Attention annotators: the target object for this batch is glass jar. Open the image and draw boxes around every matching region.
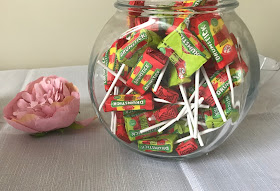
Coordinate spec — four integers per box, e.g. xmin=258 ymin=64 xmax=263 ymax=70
xmin=88 ymin=0 xmax=260 ymax=159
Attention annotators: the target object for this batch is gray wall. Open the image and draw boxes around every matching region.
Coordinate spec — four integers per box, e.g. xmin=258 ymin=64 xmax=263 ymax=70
xmin=0 ymin=0 xmax=279 ymax=70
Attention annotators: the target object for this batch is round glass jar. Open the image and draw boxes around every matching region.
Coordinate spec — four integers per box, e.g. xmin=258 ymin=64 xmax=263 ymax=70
xmin=88 ymin=0 xmax=260 ymax=159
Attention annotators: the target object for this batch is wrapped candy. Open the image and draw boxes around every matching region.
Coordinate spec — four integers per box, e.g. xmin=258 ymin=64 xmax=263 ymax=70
xmin=124 ymin=111 xmax=162 ymax=141
xmin=117 ymin=29 xmax=162 ymax=67
xmin=152 ymin=85 xmax=180 ymax=103
xmin=127 ymin=1 xmax=147 ymax=28
xmin=96 ymin=3 xmax=252 ymax=156
xmin=102 ymin=38 xmax=129 ymax=91
xmin=199 ymin=59 xmax=248 ymax=106
xmin=173 ymin=0 xmax=206 ymax=7
xmin=138 ymin=134 xmax=178 ymax=153
xmin=128 ymin=1 xmax=145 ymax=16
xmin=116 ymin=112 xmax=132 ymax=143
xmin=148 ymin=104 xmax=182 ymax=122
xmin=176 ymin=138 xmax=198 ymax=156
xmin=190 ymin=13 xmax=238 ymax=70
xmin=126 ymin=47 xmax=169 ymax=95
xmin=103 ymin=93 xmax=154 ymax=112
xmin=166 ymin=64 xmax=192 ymax=87
xmin=165 ymin=17 xmax=185 ymax=35
xmin=158 ymin=20 xmax=211 ymax=80
xmin=167 ymin=120 xmax=190 ymax=135
xmin=204 ymin=94 xmax=239 ymax=129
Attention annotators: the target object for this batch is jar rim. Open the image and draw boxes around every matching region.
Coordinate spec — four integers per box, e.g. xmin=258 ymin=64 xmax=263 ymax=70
xmin=115 ymin=0 xmax=239 ymax=14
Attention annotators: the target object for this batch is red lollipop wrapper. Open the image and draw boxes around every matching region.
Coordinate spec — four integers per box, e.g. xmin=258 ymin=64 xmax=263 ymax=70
xmin=128 ymin=1 xmax=145 ymax=16
xmin=190 ymin=13 xmax=238 ymax=70
xmin=198 ymin=58 xmax=248 ymax=106
xmin=127 ymin=47 xmax=168 ymax=95
xmin=103 ymin=37 xmax=129 ymax=91
xmin=116 ymin=124 xmax=132 ymax=144
xmin=152 ymin=85 xmax=180 ymax=103
xmin=150 ymin=104 xmax=182 ymax=122
xmin=103 ymin=93 xmax=154 ymax=112
xmin=176 ymin=138 xmax=198 ymax=156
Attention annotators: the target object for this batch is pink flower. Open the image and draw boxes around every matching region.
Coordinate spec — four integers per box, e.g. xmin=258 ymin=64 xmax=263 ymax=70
xmin=3 ymin=76 xmax=80 ymax=133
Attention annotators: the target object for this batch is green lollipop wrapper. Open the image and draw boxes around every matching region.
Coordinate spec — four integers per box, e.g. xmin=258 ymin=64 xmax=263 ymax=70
xmin=117 ymin=29 xmax=162 ymax=67
xmin=138 ymin=134 xmax=178 ymax=153
xmin=158 ymin=20 xmax=211 ymax=81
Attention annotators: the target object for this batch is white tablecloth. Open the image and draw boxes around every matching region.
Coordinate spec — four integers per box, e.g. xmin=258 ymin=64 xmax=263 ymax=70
xmin=0 ymin=63 xmax=280 ymax=191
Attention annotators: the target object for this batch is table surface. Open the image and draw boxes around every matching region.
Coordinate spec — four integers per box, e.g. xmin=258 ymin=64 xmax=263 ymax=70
xmin=1 ymin=64 xmax=280 ymax=191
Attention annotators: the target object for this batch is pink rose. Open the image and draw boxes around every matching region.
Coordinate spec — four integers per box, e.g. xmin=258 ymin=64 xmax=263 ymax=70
xmin=3 ymin=76 xmax=80 ymax=133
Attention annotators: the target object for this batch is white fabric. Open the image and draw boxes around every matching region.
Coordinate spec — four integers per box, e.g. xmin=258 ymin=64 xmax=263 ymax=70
xmin=0 ymin=64 xmax=280 ymax=191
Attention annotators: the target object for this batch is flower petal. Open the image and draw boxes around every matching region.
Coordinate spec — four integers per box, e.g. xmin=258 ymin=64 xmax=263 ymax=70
xmin=17 ymin=99 xmax=29 ymax=109
xmin=21 ymin=92 xmax=33 ymax=103
xmin=62 ymin=83 xmax=70 ymax=97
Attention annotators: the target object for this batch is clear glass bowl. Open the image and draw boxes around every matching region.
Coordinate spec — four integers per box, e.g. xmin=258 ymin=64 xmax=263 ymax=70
xmin=88 ymin=0 xmax=260 ymax=159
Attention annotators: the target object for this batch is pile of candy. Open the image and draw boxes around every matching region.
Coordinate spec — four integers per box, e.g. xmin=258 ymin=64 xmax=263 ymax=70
xmin=97 ymin=1 xmax=248 ymax=156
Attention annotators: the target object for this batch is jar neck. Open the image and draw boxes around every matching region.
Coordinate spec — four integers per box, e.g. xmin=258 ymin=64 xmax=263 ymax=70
xmin=115 ymin=0 xmax=239 ymax=15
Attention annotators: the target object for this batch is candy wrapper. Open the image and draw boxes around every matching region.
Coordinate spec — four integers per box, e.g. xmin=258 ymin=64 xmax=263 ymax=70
xmin=190 ymin=13 xmax=238 ymax=70
xmin=199 ymin=59 xmax=248 ymax=106
xmin=166 ymin=64 xmax=192 ymax=87
xmin=138 ymin=134 xmax=178 ymax=153
xmin=165 ymin=17 xmax=185 ymax=35
xmin=173 ymin=0 xmax=206 ymax=8
xmin=128 ymin=1 xmax=145 ymax=16
xmin=102 ymin=38 xmax=129 ymax=91
xmin=124 ymin=111 xmax=162 ymax=141
xmin=176 ymin=138 xmax=198 ymax=156
xmin=167 ymin=120 xmax=190 ymax=135
xmin=116 ymin=112 xmax=132 ymax=143
xmin=204 ymin=94 xmax=239 ymax=129
xmin=126 ymin=47 xmax=168 ymax=95
xmin=166 ymin=1 xmax=208 ymax=34
xmin=117 ymin=29 xmax=162 ymax=67
xmin=158 ymin=20 xmax=211 ymax=81
xmin=152 ymin=85 xmax=180 ymax=103
xmin=103 ymin=93 xmax=154 ymax=112
xmin=149 ymin=104 xmax=182 ymax=122
xmin=127 ymin=1 xmax=147 ymax=28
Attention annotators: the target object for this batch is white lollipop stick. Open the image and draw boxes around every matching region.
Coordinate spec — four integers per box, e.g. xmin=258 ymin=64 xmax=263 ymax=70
xmin=175 ymin=126 xmax=222 ymax=144
xmin=175 ymin=98 xmax=204 ymax=121
xmin=187 ymin=115 xmax=194 ymax=138
xmin=186 ymin=113 xmax=204 ymax=146
xmin=153 ymin=98 xmax=184 ymax=105
xmin=120 ymin=17 xmax=156 ymax=39
xmin=182 ymin=117 xmax=204 ymax=146
xmin=97 ymin=60 xmax=127 ymax=84
xmin=178 ymin=85 xmax=195 ymax=125
xmin=126 ymin=89 xmax=134 ymax=95
xmin=99 ymin=64 xmax=126 ymax=111
xmin=112 ymin=87 xmax=119 ymax=134
xmin=158 ymin=118 xmax=178 ymax=133
xmin=139 ymin=120 xmax=173 ymax=134
xmin=189 ymin=79 xmax=206 ymax=103
xmin=141 ymin=98 xmax=205 ymax=134
xmin=201 ymin=66 xmax=227 ymax=122
xmin=189 ymin=115 xmax=204 ymax=147
xmin=158 ymin=98 xmax=204 ymax=133
xmin=193 ymin=70 xmax=200 ymax=139
xmin=153 ymin=98 xmax=209 ymax=109
xmin=153 ymin=62 xmax=168 ymax=92
xmin=179 ymin=118 xmax=206 ymax=126
xmin=225 ymin=65 xmax=235 ymax=107
xmin=197 ymin=133 xmax=204 ymax=147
